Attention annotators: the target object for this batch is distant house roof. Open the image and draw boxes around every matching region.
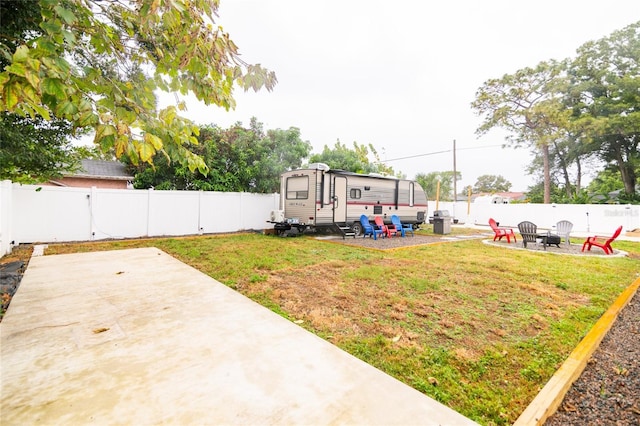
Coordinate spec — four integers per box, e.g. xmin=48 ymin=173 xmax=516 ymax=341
xmin=68 ymin=159 xmax=134 ymax=181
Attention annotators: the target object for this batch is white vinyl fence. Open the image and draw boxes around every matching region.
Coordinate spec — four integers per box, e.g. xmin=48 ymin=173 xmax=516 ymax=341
xmin=433 ymin=200 xmax=639 ymax=236
xmin=0 ymin=181 xmax=279 ymax=256
xmin=1 ymin=179 xmax=639 ymax=257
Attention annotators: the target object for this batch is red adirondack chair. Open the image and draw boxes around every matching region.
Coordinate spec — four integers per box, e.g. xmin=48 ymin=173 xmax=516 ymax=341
xmin=489 ymin=218 xmax=516 ymax=243
xmin=374 ymin=216 xmax=396 ymax=238
xmin=581 ymin=225 xmax=622 ymax=255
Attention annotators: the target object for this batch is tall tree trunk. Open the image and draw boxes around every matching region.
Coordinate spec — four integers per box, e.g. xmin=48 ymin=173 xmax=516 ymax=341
xmin=552 ymin=141 xmax=573 ymax=198
xmin=542 ymin=144 xmax=551 ymax=203
xmin=614 ymin=145 xmax=637 ymax=195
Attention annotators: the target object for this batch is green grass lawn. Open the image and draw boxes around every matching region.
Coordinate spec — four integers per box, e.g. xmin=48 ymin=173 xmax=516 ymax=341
xmin=42 ymin=232 xmax=640 ymax=425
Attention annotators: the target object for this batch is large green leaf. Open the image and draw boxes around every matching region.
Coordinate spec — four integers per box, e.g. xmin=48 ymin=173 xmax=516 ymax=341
xmin=144 ymin=133 xmax=163 ymax=150
xmin=5 ymin=63 xmax=26 ymax=78
xmin=40 ymin=20 xmax=62 ymax=35
xmin=24 ymin=69 xmax=40 ymax=90
xmin=95 ymin=124 xmax=117 ymax=140
xmin=56 ymin=100 xmax=78 ymax=116
xmin=42 ymin=78 xmax=66 ymax=98
xmin=137 ymin=139 xmax=157 ymax=163
xmin=53 ymin=6 xmax=77 ymax=25
xmin=12 ymin=45 xmax=29 ymax=63
xmin=3 ymin=82 xmax=20 ymax=109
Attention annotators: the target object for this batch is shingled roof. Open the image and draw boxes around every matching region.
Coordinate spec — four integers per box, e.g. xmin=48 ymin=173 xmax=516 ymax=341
xmin=69 ymin=159 xmax=134 ymax=181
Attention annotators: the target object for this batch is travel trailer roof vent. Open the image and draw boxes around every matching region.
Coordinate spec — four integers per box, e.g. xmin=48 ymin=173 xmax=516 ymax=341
xmin=307 ymin=163 xmax=330 ymax=171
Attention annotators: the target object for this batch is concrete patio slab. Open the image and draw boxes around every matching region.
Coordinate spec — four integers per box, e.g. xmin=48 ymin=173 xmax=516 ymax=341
xmin=1 ymin=247 xmax=477 ymax=425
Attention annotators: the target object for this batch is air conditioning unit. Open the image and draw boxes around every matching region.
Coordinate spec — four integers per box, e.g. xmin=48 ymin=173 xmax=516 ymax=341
xmin=270 ymin=210 xmax=285 ymax=222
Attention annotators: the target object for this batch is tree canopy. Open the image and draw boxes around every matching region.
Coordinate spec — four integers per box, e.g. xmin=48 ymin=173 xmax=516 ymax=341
xmin=472 ymin=174 xmax=512 ymax=193
xmin=132 ymin=118 xmax=311 ymax=193
xmin=308 ymin=141 xmax=397 ymax=176
xmin=415 ymin=171 xmax=461 ymax=201
xmin=0 ymin=112 xmax=80 ymax=182
xmin=0 ymin=0 xmax=84 ymax=182
xmin=0 ymin=0 xmax=277 ymax=179
xmin=567 ymin=22 xmax=640 ymax=200
xmin=472 ymin=21 xmax=640 ymax=203
xmin=471 ymin=60 xmax=567 ymax=203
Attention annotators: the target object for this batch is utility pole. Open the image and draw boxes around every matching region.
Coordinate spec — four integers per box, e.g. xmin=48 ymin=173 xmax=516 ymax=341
xmin=452 ymin=139 xmax=457 ymax=220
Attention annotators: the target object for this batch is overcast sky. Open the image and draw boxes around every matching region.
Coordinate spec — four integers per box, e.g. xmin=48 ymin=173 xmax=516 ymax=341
xmin=163 ymin=0 xmax=639 ymax=192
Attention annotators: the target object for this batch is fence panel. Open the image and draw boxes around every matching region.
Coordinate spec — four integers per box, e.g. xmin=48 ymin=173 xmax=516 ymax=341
xmin=3 ymin=184 xmax=280 ymax=252
xmin=434 ymin=200 xmax=639 ymax=235
xmin=90 ymin=188 xmax=150 ymax=240
xmin=3 ymin=182 xmax=637 ymax=258
xmin=147 ymin=190 xmax=201 ymax=237
xmin=13 ymin=185 xmax=91 ymax=243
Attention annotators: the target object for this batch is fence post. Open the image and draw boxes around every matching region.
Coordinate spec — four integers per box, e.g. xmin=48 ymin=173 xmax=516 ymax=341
xmin=146 ymin=188 xmax=153 ymax=237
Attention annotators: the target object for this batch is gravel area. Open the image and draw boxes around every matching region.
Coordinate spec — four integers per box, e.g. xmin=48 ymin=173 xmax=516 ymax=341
xmin=545 ymin=290 xmax=640 ymax=425
xmin=325 ymin=232 xmax=627 ymax=257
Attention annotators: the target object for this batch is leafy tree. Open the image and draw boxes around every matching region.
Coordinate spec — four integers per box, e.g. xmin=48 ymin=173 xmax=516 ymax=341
xmin=308 ymin=141 xmax=397 ymax=176
xmin=588 ymin=168 xmax=627 ymax=197
xmin=472 ymin=60 xmax=569 ymax=203
xmin=132 ymin=119 xmax=311 ymax=192
xmin=0 ymin=111 xmax=82 ymax=182
xmin=587 ymin=165 xmax=640 ymax=204
xmin=415 ymin=171 xmax=461 ymax=201
xmin=472 ymin=174 xmax=512 ymax=193
xmin=0 ymin=0 xmax=83 ymax=182
xmin=567 ymin=22 xmax=640 ymax=199
xmin=0 ymin=0 xmax=277 ymax=177
xmin=251 ymin=126 xmax=312 ymax=193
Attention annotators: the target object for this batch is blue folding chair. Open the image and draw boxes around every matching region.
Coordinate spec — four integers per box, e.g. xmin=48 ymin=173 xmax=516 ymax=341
xmin=391 ymin=215 xmax=414 ymax=237
xmin=360 ymin=215 xmax=384 ymax=240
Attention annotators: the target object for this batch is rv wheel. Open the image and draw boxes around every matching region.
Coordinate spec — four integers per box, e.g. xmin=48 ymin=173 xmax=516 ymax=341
xmin=351 ymin=222 xmax=363 ymax=236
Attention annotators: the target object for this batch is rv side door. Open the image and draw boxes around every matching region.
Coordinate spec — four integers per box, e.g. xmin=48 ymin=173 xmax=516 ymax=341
xmin=333 ymin=176 xmax=348 ymax=223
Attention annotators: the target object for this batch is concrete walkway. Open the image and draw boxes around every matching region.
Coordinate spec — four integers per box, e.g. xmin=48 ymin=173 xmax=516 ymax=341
xmin=1 ymin=248 xmax=477 ymax=425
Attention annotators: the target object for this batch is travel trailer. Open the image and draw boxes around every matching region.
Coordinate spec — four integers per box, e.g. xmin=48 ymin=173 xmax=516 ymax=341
xmin=270 ymin=163 xmax=428 ymax=236
xmin=473 ymin=194 xmax=511 ymax=204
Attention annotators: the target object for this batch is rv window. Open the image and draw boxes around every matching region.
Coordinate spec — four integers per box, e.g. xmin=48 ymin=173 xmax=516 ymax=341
xmin=350 ymin=188 xmax=361 ymax=199
xmin=286 ymin=176 xmax=309 ymax=199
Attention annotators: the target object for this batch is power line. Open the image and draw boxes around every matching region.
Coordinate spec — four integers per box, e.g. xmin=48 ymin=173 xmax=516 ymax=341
xmin=382 ymin=144 xmax=504 ymax=162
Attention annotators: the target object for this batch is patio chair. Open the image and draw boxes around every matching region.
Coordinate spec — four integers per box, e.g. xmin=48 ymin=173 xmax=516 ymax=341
xmin=489 ymin=218 xmax=516 ymax=243
xmin=518 ymin=221 xmax=543 ymax=250
xmin=391 ymin=215 xmax=414 ymax=237
xmin=360 ymin=215 xmax=384 ymax=240
xmin=555 ymin=220 xmax=573 ymax=246
xmin=374 ymin=216 xmax=395 ymax=238
xmin=581 ymin=225 xmax=623 ymax=255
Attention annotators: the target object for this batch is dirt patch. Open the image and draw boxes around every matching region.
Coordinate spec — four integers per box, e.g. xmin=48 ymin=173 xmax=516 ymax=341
xmin=320 ymin=233 xmax=487 ymax=250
